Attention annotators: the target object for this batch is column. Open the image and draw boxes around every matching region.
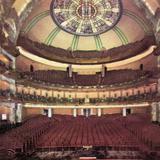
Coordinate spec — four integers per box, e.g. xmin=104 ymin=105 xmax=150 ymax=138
xmin=86 ymin=109 xmax=89 ymax=117
xmin=12 ymin=58 xmax=16 ymax=70
xmin=81 ymin=108 xmax=84 ymax=115
xmin=157 ymin=79 xmax=160 ymax=95
xmin=10 ymin=83 xmax=16 ymax=95
xmin=90 ymin=109 xmax=93 ymax=115
xmin=73 ymin=108 xmax=77 ymax=117
xmin=48 ymin=108 xmax=52 ymax=118
xmin=97 ymin=108 xmax=102 ymax=117
xmin=102 ymin=64 xmax=105 ymax=77
xmin=158 ymin=102 xmax=160 ymax=123
xmin=68 ymin=64 xmax=72 ymax=78
xmin=16 ymin=103 xmax=23 ymax=123
xmin=122 ymin=108 xmax=127 ymax=117
xmin=158 ymin=56 xmax=160 ymax=68
xmin=151 ymin=102 xmax=158 ymax=122
xmin=9 ymin=103 xmax=16 ymax=124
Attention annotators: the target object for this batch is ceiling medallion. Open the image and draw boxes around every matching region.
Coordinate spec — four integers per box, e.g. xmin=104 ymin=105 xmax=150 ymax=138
xmin=50 ymin=0 xmax=122 ymax=36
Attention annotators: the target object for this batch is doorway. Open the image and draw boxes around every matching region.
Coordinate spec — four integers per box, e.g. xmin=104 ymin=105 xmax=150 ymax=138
xmin=30 ymin=65 xmax=34 ymax=72
xmin=126 ymin=108 xmax=131 ymax=115
xmin=140 ymin=64 xmax=143 ymax=71
xmin=83 ymin=109 xmax=91 ymax=117
xmin=43 ymin=109 xmax=48 ymax=116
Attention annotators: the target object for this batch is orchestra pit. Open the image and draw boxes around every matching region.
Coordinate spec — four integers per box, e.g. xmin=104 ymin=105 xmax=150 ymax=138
xmin=1 ymin=0 xmax=160 ymax=159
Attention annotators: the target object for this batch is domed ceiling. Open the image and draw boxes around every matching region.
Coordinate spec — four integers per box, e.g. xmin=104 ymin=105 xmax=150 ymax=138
xmin=21 ymin=0 xmax=153 ymax=51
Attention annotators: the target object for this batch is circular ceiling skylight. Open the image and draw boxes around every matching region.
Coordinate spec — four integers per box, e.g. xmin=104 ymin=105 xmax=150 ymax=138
xmin=50 ymin=0 xmax=122 ymax=36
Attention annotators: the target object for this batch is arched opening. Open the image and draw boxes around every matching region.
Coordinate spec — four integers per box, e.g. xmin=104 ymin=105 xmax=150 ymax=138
xmin=30 ymin=65 xmax=34 ymax=72
xmin=140 ymin=64 xmax=143 ymax=71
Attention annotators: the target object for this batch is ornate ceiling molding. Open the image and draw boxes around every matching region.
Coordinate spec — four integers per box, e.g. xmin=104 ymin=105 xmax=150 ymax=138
xmin=0 ymin=0 xmax=39 ymax=45
xmin=0 ymin=0 xmax=160 ymax=54
xmin=133 ymin=0 xmax=160 ymax=44
xmin=50 ymin=0 xmax=123 ymax=36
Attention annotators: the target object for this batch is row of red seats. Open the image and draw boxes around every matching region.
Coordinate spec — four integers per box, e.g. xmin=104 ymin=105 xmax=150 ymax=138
xmin=21 ymin=69 xmax=150 ymax=86
xmin=118 ymin=114 xmax=160 ymax=151
xmin=37 ymin=116 xmax=143 ymax=151
xmin=1 ymin=114 xmax=160 ymax=154
xmin=0 ymin=115 xmax=52 ymax=153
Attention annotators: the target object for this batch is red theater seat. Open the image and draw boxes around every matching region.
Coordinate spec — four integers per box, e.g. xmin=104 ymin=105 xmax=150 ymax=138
xmin=79 ymin=157 xmax=96 ymax=160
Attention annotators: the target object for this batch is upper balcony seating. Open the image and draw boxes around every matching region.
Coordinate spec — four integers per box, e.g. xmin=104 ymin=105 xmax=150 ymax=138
xmin=13 ymin=92 xmax=157 ymax=104
xmin=74 ymin=73 xmax=100 ymax=86
xmin=17 ymin=35 xmax=155 ymax=64
xmin=101 ymin=69 xmax=150 ymax=86
xmin=22 ymin=70 xmax=74 ymax=86
xmin=20 ymin=69 xmax=151 ymax=87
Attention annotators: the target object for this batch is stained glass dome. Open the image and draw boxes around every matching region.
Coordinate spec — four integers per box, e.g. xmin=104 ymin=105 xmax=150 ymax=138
xmin=50 ymin=0 xmax=122 ymax=36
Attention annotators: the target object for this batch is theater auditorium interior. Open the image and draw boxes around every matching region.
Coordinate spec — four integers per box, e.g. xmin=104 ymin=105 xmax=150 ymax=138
xmin=1 ymin=0 xmax=160 ymax=160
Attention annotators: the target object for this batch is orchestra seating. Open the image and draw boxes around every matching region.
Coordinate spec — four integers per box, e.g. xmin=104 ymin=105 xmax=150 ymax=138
xmin=0 ymin=121 xmax=14 ymax=134
xmin=1 ymin=114 xmax=160 ymax=157
xmin=20 ymin=69 xmax=151 ymax=87
xmin=119 ymin=114 xmax=160 ymax=151
xmin=37 ymin=115 xmax=144 ymax=151
xmin=0 ymin=115 xmax=51 ymax=153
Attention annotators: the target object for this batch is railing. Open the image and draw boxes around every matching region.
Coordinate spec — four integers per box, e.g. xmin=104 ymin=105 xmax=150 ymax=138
xmin=17 ymin=35 xmax=156 ymax=64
